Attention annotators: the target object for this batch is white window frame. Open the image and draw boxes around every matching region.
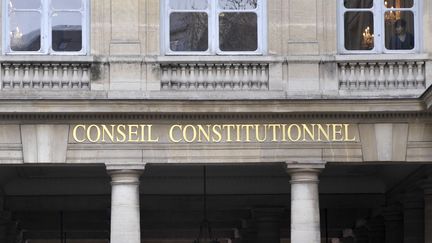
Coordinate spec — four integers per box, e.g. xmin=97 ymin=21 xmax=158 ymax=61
xmin=2 ymin=0 xmax=89 ymax=55
xmin=161 ymin=0 xmax=267 ymax=55
xmin=337 ymin=0 xmax=420 ymax=54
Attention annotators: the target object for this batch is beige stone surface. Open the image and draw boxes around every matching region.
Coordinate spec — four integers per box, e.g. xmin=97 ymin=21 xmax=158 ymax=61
xmin=21 ymin=125 xmax=69 ymax=163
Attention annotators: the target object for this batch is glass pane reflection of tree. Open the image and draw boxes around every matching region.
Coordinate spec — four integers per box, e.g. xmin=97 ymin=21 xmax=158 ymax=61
xmin=219 ymin=12 xmax=257 ymax=51
xmin=10 ymin=12 xmax=41 ymax=51
xmin=344 ymin=12 xmax=374 ymax=50
xmin=219 ymin=0 xmax=257 ymax=10
xmin=170 ymin=12 xmax=208 ymax=51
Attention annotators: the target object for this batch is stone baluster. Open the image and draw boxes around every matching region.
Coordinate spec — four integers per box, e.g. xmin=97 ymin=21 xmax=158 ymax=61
xmin=61 ymin=64 xmax=70 ymax=89
xmin=12 ymin=64 xmax=21 ymax=88
xmin=32 ymin=64 xmax=41 ymax=88
xmin=348 ymin=63 xmax=356 ymax=89
xmin=358 ymin=62 xmax=366 ymax=89
xmin=233 ymin=64 xmax=241 ymax=90
xmin=339 ymin=63 xmax=347 ymax=89
xmin=387 ymin=62 xmax=396 ymax=88
xmin=2 ymin=63 xmax=12 ymax=89
xmin=215 ymin=64 xmax=223 ymax=90
xmin=81 ymin=65 xmax=90 ymax=89
xmin=241 ymin=64 xmax=249 ymax=90
xmin=197 ymin=64 xmax=205 ymax=90
xmin=224 ymin=64 xmax=232 ymax=89
xmin=259 ymin=64 xmax=267 ymax=89
xmin=51 ymin=64 xmax=60 ymax=89
xmin=171 ymin=65 xmax=179 ymax=89
xmin=377 ymin=62 xmax=386 ymax=89
xmin=189 ymin=64 xmax=197 ymax=89
xmin=22 ymin=64 xmax=31 ymax=88
xmin=396 ymin=62 xmax=405 ymax=88
xmin=207 ymin=64 xmax=215 ymax=90
xmin=406 ymin=62 xmax=415 ymax=88
xmin=42 ymin=64 xmax=51 ymax=88
xmin=160 ymin=66 xmax=169 ymax=90
xmin=179 ymin=64 xmax=188 ymax=89
xmin=368 ymin=63 xmax=376 ymax=88
xmin=71 ymin=64 xmax=80 ymax=88
xmin=249 ymin=63 xmax=258 ymax=89
xmin=415 ymin=62 xmax=425 ymax=88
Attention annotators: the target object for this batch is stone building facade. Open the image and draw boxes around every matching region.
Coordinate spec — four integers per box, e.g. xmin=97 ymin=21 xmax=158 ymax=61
xmin=0 ymin=0 xmax=431 ymax=242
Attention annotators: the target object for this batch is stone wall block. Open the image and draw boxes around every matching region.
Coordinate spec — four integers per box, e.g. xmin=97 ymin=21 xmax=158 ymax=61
xmin=21 ymin=125 xmax=69 ymax=163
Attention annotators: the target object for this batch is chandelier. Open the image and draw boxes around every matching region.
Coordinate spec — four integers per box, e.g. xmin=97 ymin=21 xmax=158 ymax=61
xmin=193 ymin=166 xmax=220 ymax=243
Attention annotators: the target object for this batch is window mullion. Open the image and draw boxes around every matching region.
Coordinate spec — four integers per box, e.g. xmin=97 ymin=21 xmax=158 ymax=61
xmin=375 ymin=0 xmax=382 ymax=53
xmin=212 ymin=0 xmax=218 ymax=54
xmin=44 ymin=0 xmax=50 ymax=54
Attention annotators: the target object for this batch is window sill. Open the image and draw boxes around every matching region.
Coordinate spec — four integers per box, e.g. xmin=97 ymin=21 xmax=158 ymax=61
xmin=0 ymin=55 xmax=94 ymax=63
xmin=335 ymin=53 xmax=429 ymax=62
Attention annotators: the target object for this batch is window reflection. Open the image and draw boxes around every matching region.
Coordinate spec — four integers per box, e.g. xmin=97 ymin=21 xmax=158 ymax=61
xmin=344 ymin=0 xmax=373 ymax=9
xmin=52 ymin=12 xmax=82 ymax=51
xmin=170 ymin=12 xmax=208 ymax=51
xmin=169 ymin=0 xmax=208 ymax=10
xmin=10 ymin=12 xmax=41 ymax=51
xmin=344 ymin=12 xmax=374 ymax=50
xmin=9 ymin=0 xmax=40 ymax=9
xmin=52 ymin=0 xmax=82 ymax=10
xmin=219 ymin=0 xmax=257 ymax=10
xmin=385 ymin=12 xmax=414 ymax=50
xmin=219 ymin=12 xmax=257 ymax=51
xmin=384 ymin=0 xmax=413 ymax=9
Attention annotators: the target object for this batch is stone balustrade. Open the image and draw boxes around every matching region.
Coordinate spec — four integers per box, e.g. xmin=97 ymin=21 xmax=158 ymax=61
xmin=160 ymin=62 xmax=269 ymax=91
xmin=1 ymin=61 xmax=91 ymax=90
xmin=338 ymin=61 xmax=426 ymax=90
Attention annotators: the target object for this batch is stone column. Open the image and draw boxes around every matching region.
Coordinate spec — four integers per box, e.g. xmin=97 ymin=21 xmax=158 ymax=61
xmin=107 ymin=165 xmax=145 ymax=243
xmin=286 ymin=161 xmax=325 ymax=243
xmin=383 ymin=204 xmax=403 ymax=243
xmin=422 ymin=178 xmax=432 ymax=243
xmin=253 ymin=208 xmax=284 ymax=243
xmin=403 ymin=190 xmax=424 ymax=243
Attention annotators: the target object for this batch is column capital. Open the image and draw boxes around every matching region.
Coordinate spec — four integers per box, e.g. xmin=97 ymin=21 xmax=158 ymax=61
xmin=285 ymin=161 xmax=326 ymax=184
xmin=285 ymin=160 xmax=326 ymax=171
xmin=106 ymin=164 xmax=145 ymax=185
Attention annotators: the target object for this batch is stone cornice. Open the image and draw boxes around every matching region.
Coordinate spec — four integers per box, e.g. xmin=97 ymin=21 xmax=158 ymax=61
xmin=0 ymin=99 xmax=427 ymax=115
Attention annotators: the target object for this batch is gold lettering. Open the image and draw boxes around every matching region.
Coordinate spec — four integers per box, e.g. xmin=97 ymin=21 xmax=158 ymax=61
xmin=268 ymin=124 xmax=281 ymax=142
xmin=344 ymin=124 xmax=356 ymax=141
xmin=288 ymin=124 xmax=301 ymax=142
xmin=197 ymin=125 xmax=211 ymax=142
xmin=302 ymin=124 xmax=315 ymax=141
xmin=255 ymin=124 xmax=267 ymax=142
xmin=101 ymin=125 xmax=115 ymax=142
xmin=147 ymin=125 xmax=159 ymax=142
xmin=281 ymin=124 xmax=287 ymax=142
xmin=242 ymin=125 xmax=254 ymax=142
xmin=223 ymin=125 xmax=235 ymax=142
xmin=183 ymin=125 xmax=197 ymax=143
xmin=72 ymin=125 xmax=86 ymax=143
xmin=212 ymin=125 xmax=222 ymax=143
xmin=332 ymin=124 xmax=344 ymax=141
xmin=317 ymin=124 xmax=330 ymax=141
xmin=169 ymin=125 xmax=182 ymax=143
xmin=128 ymin=125 xmax=140 ymax=142
xmin=116 ymin=125 xmax=127 ymax=142
xmin=87 ymin=124 xmax=101 ymax=143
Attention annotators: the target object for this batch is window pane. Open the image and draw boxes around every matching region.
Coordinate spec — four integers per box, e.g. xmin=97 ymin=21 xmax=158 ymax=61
xmin=219 ymin=0 xmax=257 ymax=10
xmin=344 ymin=0 xmax=373 ymax=8
xmin=385 ymin=12 xmax=414 ymax=50
xmin=52 ymin=0 xmax=82 ymax=10
xmin=344 ymin=12 xmax=374 ymax=50
xmin=169 ymin=0 xmax=207 ymax=10
xmin=9 ymin=0 xmax=40 ymax=9
xmin=219 ymin=12 xmax=257 ymax=51
xmin=52 ymin=12 xmax=82 ymax=52
xmin=9 ymin=12 xmax=41 ymax=51
xmin=170 ymin=12 xmax=208 ymax=51
xmin=384 ymin=0 xmax=413 ymax=8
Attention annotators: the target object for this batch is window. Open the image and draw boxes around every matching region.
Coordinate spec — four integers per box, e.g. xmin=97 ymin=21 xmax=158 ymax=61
xmin=163 ymin=0 xmax=266 ymax=55
xmin=3 ymin=0 xmax=88 ymax=55
xmin=338 ymin=0 xmax=419 ymax=53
